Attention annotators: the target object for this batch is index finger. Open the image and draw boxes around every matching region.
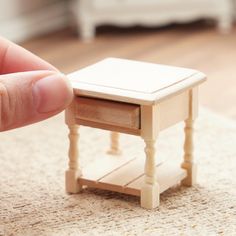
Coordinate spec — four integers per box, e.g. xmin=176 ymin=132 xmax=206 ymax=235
xmin=0 ymin=37 xmax=57 ymax=74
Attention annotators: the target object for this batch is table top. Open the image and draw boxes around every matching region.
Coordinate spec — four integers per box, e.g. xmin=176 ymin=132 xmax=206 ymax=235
xmin=68 ymin=58 xmax=206 ymax=105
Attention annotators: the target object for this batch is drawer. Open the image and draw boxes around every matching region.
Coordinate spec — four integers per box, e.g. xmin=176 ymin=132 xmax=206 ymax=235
xmin=75 ymin=97 xmax=140 ymax=130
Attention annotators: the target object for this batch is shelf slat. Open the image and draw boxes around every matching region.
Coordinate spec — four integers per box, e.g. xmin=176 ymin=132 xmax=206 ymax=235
xmin=79 ymin=156 xmax=186 ymax=197
xmin=81 ymin=155 xmax=135 ymax=181
xmin=126 ymin=162 xmax=187 ymax=196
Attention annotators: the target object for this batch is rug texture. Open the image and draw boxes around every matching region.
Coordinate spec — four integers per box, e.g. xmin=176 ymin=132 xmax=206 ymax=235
xmin=0 ymin=108 xmax=236 ymax=236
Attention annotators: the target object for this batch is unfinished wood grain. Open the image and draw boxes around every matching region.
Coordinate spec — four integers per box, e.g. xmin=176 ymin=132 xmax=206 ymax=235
xmin=139 ymin=104 xmax=160 ymax=208
xmin=79 ymin=161 xmax=186 ymax=197
xmin=76 ymin=118 xmax=141 ymax=135
xmin=69 ymin=58 xmax=206 ymax=105
xmin=181 ymin=88 xmax=198 ymax=186
xmin=69 ymin=58 xmax=198 ymax=94
xmin=141 ymin=138 xmax=160 ymax=208
xmin=140 ymin=104 xmax=159 ymax=140
xmin=65 ymin=58 xmax=205 ymax=208
xmin=189 ymin=87 xmax=199 ymax=120
xmin=79 ymin=157 xmax=156 ymax=195
xmin=75 ymin=96 xmax=140 ymax=129
xmin=107 ymin=132 xmax=122 ymax=155
xmin=80 ymin=155 xmax=136 ymax=181
xmin=126 ymin=162 xmax=187 ymax=196
xmin=65 ymin=100 xmax=77 ymax=125
xmin=159 ymin=90 xmax=189 ymax=130
xmin=98 ymin=157 xmax=161 ymax=187
xmin=65 ymin=124 xmax=82 ymax=193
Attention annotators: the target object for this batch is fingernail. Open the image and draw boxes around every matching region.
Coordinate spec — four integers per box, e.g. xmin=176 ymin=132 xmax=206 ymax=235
xmin=33 ymin=73 xmax=73 ymax=113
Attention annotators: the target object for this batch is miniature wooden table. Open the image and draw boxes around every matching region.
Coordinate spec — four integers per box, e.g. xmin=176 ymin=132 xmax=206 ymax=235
xmin=65 ymin=58 xmax=206 ymax=209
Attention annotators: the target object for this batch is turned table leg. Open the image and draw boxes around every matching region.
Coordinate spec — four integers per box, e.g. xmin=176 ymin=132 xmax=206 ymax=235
xmin=140 ymin=105 xmax=160 ymax=209
xmin=141 ymin=138 xmax=160 ymax=209
xmin=65 ymin=124 xmax=82 ymax=193
xmin=181 ymin=118 xmax=197 ymax=187
xmin=107 ymin=132 xmax=121 ymax=155
xmin=181 ymin=88 xmax=198 ymax=187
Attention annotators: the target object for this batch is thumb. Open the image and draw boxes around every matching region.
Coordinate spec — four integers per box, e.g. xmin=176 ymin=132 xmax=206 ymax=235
xmin=0 ymin=70 xmax=73 ymax=131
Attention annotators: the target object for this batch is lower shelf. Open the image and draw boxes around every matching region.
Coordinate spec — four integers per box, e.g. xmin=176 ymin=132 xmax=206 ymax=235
xmin=78 ymin=155 xmax=187 ymax=196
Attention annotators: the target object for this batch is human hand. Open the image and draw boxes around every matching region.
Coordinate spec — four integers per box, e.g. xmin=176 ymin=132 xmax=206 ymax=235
xmin=0 ymin=37 xmax=73 ymax=131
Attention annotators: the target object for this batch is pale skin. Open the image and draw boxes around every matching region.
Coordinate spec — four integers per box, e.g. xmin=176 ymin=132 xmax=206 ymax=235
xmin=0 ymin=37 xmax=73 ymax=131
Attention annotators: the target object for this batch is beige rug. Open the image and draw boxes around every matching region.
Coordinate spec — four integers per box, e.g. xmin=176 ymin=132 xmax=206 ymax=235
xmin=1 ymin=108 xmax=236 ymax=236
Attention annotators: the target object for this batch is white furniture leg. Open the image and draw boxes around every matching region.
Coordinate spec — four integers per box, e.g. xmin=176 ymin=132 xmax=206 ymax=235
xmin=65 ymin=124 xmax=82 ymax=193
xmin=70 ymin=0 xmax=95 ymax=41
xmin=107 ymin=132 xmax=121 ymax=155
xmin=78 ymin=21 xmax=95 ymax=42
xmin=217 ymin=14 xmax=233 ymax=34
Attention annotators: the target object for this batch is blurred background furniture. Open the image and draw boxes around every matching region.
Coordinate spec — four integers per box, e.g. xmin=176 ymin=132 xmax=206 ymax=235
xmin=0 ymin=0 xmax=235 ymax=42
xmin=71 ymin=0 xmax=234 ymax=40
xmin=0 ymin=0 xmax=68 ymax=42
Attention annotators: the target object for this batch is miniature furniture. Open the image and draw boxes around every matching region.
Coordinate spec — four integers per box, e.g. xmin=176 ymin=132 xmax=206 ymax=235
xmin=70 ymin=0 xmax=233 ymax=40
xmin=65 ymin=58 xmax=206 ymax=209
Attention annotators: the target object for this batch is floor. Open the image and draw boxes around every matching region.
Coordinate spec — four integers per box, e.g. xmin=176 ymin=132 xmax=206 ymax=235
xmin=21 ymin=22 xmax=236 ymax=120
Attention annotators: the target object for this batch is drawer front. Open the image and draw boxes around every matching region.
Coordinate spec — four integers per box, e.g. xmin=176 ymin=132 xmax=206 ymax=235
xmin=75 ymin=97 xmax=140 ymax=130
